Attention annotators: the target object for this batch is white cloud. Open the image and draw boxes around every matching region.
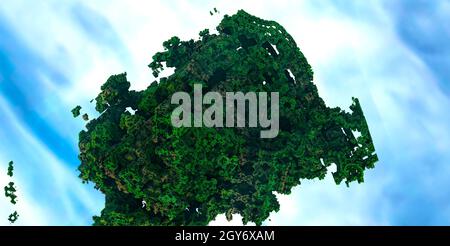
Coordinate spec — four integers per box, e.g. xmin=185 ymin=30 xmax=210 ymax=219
xmin=0 ymin=96 xmax=103 ymax=225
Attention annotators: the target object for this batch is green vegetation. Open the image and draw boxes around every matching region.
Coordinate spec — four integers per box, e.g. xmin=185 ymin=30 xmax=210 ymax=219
xmin=4 ymin=161 xmax=19 ymax=223
xmin=72 ymin=105 xmax=82 ymax=118
xmin=4 ymin=182 xmax=17 ymax=205
xmin=8 ymin=211 xmax=19 ymax=224
xmin=7 ymin=161 xmax=13 ymax=177
xmin=76 ymin=10 xmax=378 ymax=226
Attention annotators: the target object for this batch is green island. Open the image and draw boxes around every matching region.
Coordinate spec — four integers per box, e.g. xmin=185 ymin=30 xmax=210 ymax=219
xmin=75 ymin=10 xmax=378 ymax=225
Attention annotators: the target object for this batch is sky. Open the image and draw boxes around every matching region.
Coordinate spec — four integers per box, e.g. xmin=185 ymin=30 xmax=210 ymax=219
xmin=0 ymin=0 xmax=449 ymax=226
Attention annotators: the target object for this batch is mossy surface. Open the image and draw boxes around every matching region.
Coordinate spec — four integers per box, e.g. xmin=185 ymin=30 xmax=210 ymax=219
xmin=77 ymin=10 xmax=378 ymax=226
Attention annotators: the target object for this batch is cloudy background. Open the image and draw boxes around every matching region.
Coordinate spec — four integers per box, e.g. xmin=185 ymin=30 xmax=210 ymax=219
xmin=0 ymin=0 xmax=449 ymax=225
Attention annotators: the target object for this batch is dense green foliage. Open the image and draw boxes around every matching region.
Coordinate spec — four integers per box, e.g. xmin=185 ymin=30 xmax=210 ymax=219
xmin=7 ymin=161 xmax=13 ymax=177
xmin=77 ymin=10 xmax=378 ymax=226
xmin=4 ymin=182 xmax=17 ymax=205
xmin=72 ymin=105 xmax=82 ymax=118
xmin=8 ymin=211 xmax=19 ymax=224
xmin=4 ymin=161 xmax=19 ymax=223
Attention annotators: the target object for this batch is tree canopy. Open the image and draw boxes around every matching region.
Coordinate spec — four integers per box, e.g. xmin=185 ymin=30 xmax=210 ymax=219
xmin=4 ymin=161 xmax=19 ymax=224
xmin=76 ymin=10 xmax=378 ymax=226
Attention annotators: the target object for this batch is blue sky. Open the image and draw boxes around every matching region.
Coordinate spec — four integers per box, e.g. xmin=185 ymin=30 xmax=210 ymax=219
xmin=0 ymin=0 xmax=449 ymax=225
